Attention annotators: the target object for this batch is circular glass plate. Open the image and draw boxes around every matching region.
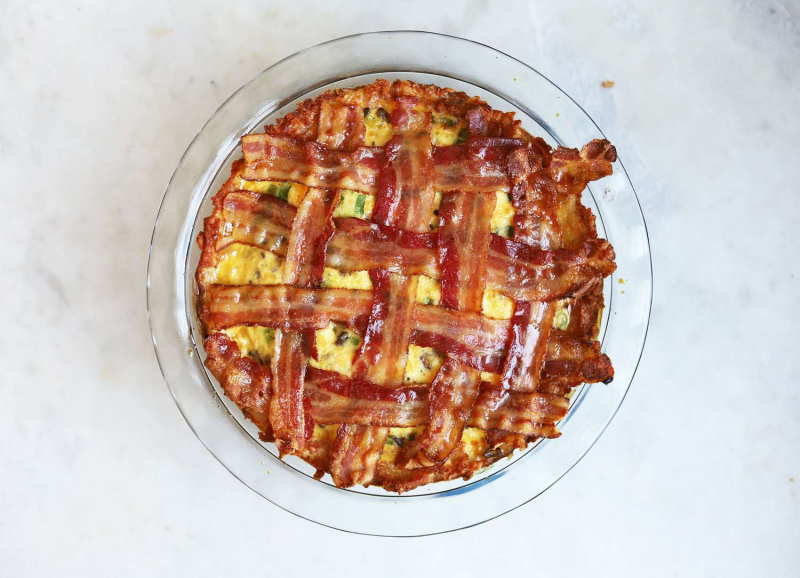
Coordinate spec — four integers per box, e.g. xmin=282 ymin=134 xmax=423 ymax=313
xmin=147 ymin=31 xmax=652 ymax=536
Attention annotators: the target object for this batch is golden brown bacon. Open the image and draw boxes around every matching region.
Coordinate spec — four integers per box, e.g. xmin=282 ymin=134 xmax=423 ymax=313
xmin=547 ymin=139 xmax=617 ymax=197
xmin=500 ymin=301 xmax=555 ymax=392
xmin=509 ymin=147 xmax=562 ymax=249
xmin=241 ymin=134 xmax=385 ymax=193
xmin=282 ymin=187 xmax=338 ymax=288
xmin=467 ymin=387 xmax=567 ymax=436
xmin=326 ymin=217 xmax=439 ymax=277
xmin=539 ymin=329 xmax=614 ymax=393
xmin=352 ymin=270 xmax=417 ymax=386
xmin=317 ymin=101 xmax=365 ymax=151
xmin=204 ymin=333 xmax=273 ymax=438
xmin=218 ymin=191 xmax=296 ymax=255
xmin=330 ymin=424 xmax=388 ymax=488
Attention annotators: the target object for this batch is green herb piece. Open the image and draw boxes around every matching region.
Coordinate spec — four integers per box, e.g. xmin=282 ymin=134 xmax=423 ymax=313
xmin=505 ymin=225 xmax=515 ymax=238
xmin=354 ymin=193 xmax=366 ymax=217
xmin=456 ymin=127 xmax=469 ymax=144
xmin=262 ymin=327 xmax=275 ymax=344
xmin=277 ymin=183 xmax=291 ymax=201
xmin=349 ymin=336 xmax=360 ymax=346
xmin=267 ymin=184 xmax=278 ymax=196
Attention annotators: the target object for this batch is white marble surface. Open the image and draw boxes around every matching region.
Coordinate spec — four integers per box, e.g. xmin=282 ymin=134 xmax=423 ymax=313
xmin=2 ymin=0 xmax=798 ymax=575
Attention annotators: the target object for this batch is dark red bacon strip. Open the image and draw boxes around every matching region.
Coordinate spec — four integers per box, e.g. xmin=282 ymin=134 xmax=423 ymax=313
xmin=410 ymin=304 xmax=509 ymax=373
xmin=468 ymin=386 xmax=568 ymax=436
xmin=283 ymin=187 xmax=338 ymax=288
xmin=305 ymin=368 xmax=428 ymax=427
xmin=352 ymin=270 xmax=417 ymax=386
xmin=433 ymin=138 xmax=523 ymax=193
xmin=412 ymin=358 xmax=481 ymax=464
xmin=218 ymin=190 xmax=296 ymax=256
xmin=202 ymin=285 xmax=372 ymax=332
xmin=410 ymin=191 xmax=495 ymax=464
xmin=438 ymin=191 xmax=496 ymax=311
xmin=326 ymin=217 xmax=438 ymax=277
xmin=241 ymin=134 xmax=384 ymax=193
xmin=539 ymin=329 xmax=614 ymax=393
xmin=487 ymin=235 xmax=617 ymax=302
xmin=329 ymin=424 xmax=388 ymax=488
xmin=501 ymin=301 xmax=556 ymax=393
xmin=269 ymin=330 xmax=312 ymax=454
xmin=317 ymin=102 xmax=365 ymax=151
xmin=373 ymin=129 xmax=437 ymax=232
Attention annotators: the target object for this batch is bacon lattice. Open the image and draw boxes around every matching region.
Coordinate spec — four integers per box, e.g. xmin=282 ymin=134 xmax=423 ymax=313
xmin=196 ymin=80 xmax=617 ymax=493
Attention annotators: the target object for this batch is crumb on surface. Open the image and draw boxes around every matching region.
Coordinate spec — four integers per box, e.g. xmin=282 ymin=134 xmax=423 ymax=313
xmin=601 ymin=80 xmax=615 ymax=88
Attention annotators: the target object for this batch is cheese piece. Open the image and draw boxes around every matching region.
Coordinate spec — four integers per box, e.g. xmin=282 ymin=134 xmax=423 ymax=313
xmin=235 ymin=178 xmax=307 ymax=207
xmin=214 ymin=243 xmax=283 ymax=285
xmin=309 ymin=322 xmax=361 ymax=377
xmin=222 ymin=326 xmax=275 ymax=364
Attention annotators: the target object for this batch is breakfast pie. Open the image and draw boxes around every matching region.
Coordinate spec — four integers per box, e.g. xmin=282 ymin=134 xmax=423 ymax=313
xmin=196 ymin=79 xmax=617 ymax=493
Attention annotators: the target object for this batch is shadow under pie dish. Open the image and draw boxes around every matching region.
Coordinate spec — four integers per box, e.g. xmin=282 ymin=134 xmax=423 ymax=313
xmin=194 ymin=79 xmax=618 ymax=493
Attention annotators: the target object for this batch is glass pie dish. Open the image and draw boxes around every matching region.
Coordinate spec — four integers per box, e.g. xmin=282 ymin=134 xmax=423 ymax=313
xmin=147 ymin=31 xmax=652 ymax=536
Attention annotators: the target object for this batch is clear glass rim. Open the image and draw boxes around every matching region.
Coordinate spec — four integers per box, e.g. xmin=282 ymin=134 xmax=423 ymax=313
xmin=147 ymin=30 xmax=653 ymax=537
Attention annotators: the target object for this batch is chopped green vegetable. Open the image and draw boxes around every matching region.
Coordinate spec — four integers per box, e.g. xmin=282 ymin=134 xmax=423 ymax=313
xmin=456 ymin=127 xmax=469 ymax=144
xmin=277 ymin=183 xmax=291 ymax=201
xmin=554 ymin=309 xmax=570 ymax=330
xmin=262 ymin=327 xmax=275 ymax=344
xmin=349 ymin=336 xmax=360 ymax=346
xmin=354 ymin=193 xmax=366 ymax=216
xmin=505 ymin=225 xmax=514 ymax=238
xmin=267 ymin=184 xmax=278 ymax=196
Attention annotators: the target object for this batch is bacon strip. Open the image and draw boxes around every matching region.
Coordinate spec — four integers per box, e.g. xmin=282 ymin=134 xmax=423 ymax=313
xmin=317 ymin=102 xmax=365 ymax=151
xmin=539 ymin=329 xmax=614 ymax=393
xmin=218 ymin=190 xmax=296 ymax=255
xmin=411 ymin=305 xmax=509 ymax=373
xmin=283 ymin=187 xmax=338 ymax=287
xmin=373 ymin=100 xmax=436 ymax=232
xmin=468 ymin=386 xmax=568 ymax=436
xmin=547 ymin=139 xmax=617 ymax=197
xmin=487 ymin=235 xmax=616 ymax=302
xmin=352 ymin=270 xmax=417 ymax=386
xmin=202 ymin=285 xmax=372 ymax=332
xmin=203 ymin=333 xmax=272 ymax=437
xmin=438 ymin=191 xmax=496 ymax=311
xmin=305 ymin=368 xmax=428 ymax=426
xmin=335 ymin=269 xmax=418 ymax=481
xmin=269 ymin=330 xmax=311 ymax=454
xmin=241 ymin=134 xmax=384 ymax=193
xmin=329 ymin=424 xmax=388 ymax=488
xmin=501 ymin=301 xmax=555 ymax=392
xmin=507 ymin=146 xmax=561 ymax=248
xmin=409 ymin=191 xmax=495 ymax=464
xmin=241 ymin=135 xmax=531 ymax=195
xmin=433 ymin=138 xmax=523 ymax=192
xmin=411 ymin=358 xmax=480 ymax=464
xmin=326 ymin=217 xmax=438 ymax=277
